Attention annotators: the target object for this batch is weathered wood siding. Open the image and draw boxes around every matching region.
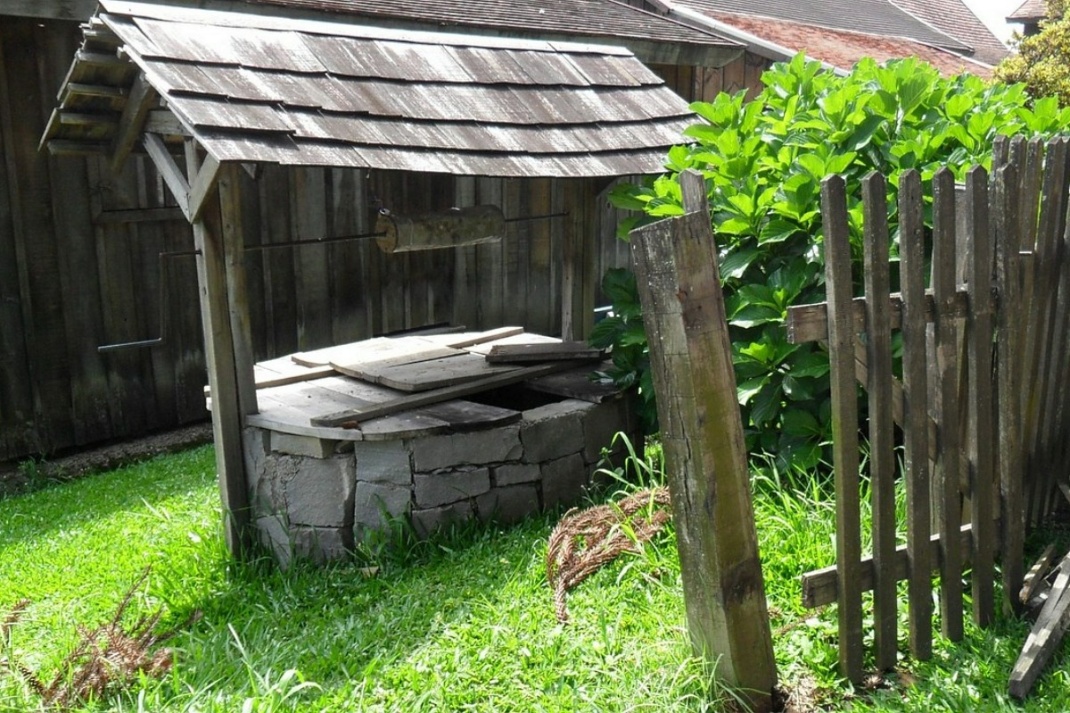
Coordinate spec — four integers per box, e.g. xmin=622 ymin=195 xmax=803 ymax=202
xmin=0 ymin=16 xmax=208 ymax=460
xmin=0 ymin=16 xmax=633 ymax=461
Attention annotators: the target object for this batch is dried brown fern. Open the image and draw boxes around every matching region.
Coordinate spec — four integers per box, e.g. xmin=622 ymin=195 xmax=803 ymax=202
xmin=0 ymin=568 xmax=200 ymax=710
xmin=546 ymin=486 xmax=672 ymax=623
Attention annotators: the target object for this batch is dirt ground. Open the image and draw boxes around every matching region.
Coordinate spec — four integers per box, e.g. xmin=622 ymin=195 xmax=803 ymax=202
xmin=0 ymin=423 xmax=214 ymax=497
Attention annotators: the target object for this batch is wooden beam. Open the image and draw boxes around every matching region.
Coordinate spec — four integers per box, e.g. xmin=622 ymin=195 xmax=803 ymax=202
xmin=212 ymin=158 xmax=258 ymax=417
xmin=188 ymin=153 xmax=222 ymax=222
xmin=310 ymin=361 xmax=585 ymax=427
xmin=110 ymin=73 xmax=157 ymax=173
xmin=143 ymin=133 xmax=191 ymax=220
xmin=190 ymin=160 xmax=255 ymax=558
xmin=144 ymin=109 xmax=191 ymax=137
xmin=786 ymin=290 xmax=974 ymax=344
xmin=45 ymin=139 xmax=111 ymax=155
xmin=630 ymin=169 xmax=776 ymax=711
xmin=1010 ymin=549 xmax=1070 ymax=699
xmin=93 ymin=206 xmax=186 ymax=225
xmin=801 ymin=521 xmax=991 ymax=608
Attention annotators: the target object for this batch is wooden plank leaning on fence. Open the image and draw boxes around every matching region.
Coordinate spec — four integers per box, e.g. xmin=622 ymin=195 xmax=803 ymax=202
xmin=630 ymin=169 xmax=777 ymax=712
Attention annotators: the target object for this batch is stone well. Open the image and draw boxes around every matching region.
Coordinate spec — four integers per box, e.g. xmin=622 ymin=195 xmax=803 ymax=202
xmin=243 ymin=386 xmax=637 ymax=568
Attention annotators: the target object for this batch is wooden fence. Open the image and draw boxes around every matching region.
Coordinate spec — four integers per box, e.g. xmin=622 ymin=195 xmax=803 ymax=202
xmin=787 ymin=135 xmax=1070 ymax=682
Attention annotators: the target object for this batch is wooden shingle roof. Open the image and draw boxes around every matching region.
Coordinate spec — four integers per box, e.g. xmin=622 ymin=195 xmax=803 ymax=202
xmin=44 ymin=0 xmax=698 ymax=178
xmin=1009 ymin=0 xmax=1046 ymax=22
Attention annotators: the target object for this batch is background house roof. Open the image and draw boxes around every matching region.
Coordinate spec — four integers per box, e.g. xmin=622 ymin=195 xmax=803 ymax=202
xmin=674 ymin=0 xmax=974 ymax=54
xmin=711 ymin=11 xmax=994 ymax=77
xmin=1009 ymin=0 xmax=1046 ymax=21
xmin=44 ymin=0 xmax=698 ymax=178
xmin=890 ymin=0 xmax=1010 ymax=65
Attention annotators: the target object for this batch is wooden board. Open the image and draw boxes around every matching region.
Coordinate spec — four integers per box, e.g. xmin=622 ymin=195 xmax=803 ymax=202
xmin=352 ymin=352 xmax=522 ymax=392
xmin=310 ymin=361 xmax=583 ymax=427
xmin=525 ymin=362 xmax=621 ymax=403
xmin=485 ymin=342 xmax=603 ymax=363
xmin=464 ymin=331 xmax=559 ymax=355
xmin=292 ymin=336 xmax=413 ymax=367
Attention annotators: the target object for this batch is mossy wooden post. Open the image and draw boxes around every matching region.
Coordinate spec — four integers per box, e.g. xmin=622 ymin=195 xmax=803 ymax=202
xmin=630 ymin=169 xmax=776 ymax=711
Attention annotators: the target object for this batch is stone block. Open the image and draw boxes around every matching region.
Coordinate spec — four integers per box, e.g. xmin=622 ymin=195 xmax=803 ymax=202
xmin=493 ymin=462 xmax=541 ymax=487
xmin=520 ymin=400 xmax=591 ymax=462
xmin=410 ymin=426 xmax=521 ymax=471
xmin=355 ymin=440 xmax=413 ymax=485
xmin=256 ymin=515 xmax=293 ymax=570
xmin=284 ymin=453 xmax=356 ymax=528
xmin=476 ymin=484 xmax=539 ymax=525
xmin=540 ymin=453 xmax=588 ymax=510
xmin=292 ymin=526 xmax=352 ymax=564
xmin=353 ymin=481 xmax=411 ymax=530
xmin=271 ymin=432 xmax=338 ymax=458
xmin=582 ymin=397 xmax=633 ymax=465
xmin=411 ymin=501 xmax=473 ymax=539
xmin=414 ymin=467 xmax=490 ymax=508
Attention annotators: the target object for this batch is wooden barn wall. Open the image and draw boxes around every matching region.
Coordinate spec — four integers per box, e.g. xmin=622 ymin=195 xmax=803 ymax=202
xmin=0 ymin=16 xmax=207 ymax=462
xmin=235 ymin=167 xmax=581 ymax=357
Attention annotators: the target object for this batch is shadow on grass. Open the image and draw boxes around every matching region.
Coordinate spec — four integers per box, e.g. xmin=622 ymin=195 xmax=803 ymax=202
xmin=161 ymin=514 xmax=560 ymax=703
xmin=0 ymin=445 xmax=217 ymax=551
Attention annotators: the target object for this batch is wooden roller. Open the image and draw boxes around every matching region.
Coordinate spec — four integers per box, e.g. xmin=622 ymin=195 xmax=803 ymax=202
xmin=375 ymin=205 xmax=505 ymax=253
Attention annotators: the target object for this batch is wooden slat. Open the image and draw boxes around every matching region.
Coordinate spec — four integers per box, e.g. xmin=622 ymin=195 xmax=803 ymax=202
xmin=933 ymin=167 xmax=964 ymax=641
xmin=1010 ymin=549 xmax=1070 ymax=699
xmin=821 ymin=174 xmax=863 ymax=683
xmin=787 ymin=290 xmax=972 ymax=345
xmin=310 ymin=361 xmax=584 ymax=427
xmin=1025 ymin=140 xmax=1070 ymax=525
xmin=353 ymin=352 xmax=522 ymax=392
xmin=142 ymin=132 xmax=190 ymax=220
xmin=293 ymin=166 xmax=331 ymax=349
xmin=110 ymin=72 xmax=155 ymax=173
xmin=995 ymin=161 xmax=1025 ymax=613
xmin=802 ymin=522 xmax=986 ymax=609
xmin=965 ymin=165 xmax=997 ymax=627
xmin=484 ymin=341 xmax=603 ymax=363
xmin=524 ymin=361 xmax=620 ymax=403
xmin=862 ymin=172 xmax=897 ymax=669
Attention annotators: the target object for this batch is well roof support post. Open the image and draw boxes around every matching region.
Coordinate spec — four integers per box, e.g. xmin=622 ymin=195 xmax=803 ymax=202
xmin=183 ymin=138 xmax=257 ymax=558
xmin=561 ymin=179 xmax=596 ymax=340
xmin=629 ymin=169 xmax=776 ymax=711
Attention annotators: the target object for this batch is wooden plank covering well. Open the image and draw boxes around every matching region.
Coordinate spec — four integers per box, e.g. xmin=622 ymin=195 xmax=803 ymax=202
xmin=821 ymin=174 xmax=864 ymax=683
xmin=484 ymin=342 xmax=603 ymax=363
xmin=933 ymin=167 xmax=964 ymax=642
xmin=899 ymin=169 xmax=933 ymax=659
xmin=861 ymin=172 xmax=897 ymax=670
xmin=630 ymin=169 xmax=775 ymax=711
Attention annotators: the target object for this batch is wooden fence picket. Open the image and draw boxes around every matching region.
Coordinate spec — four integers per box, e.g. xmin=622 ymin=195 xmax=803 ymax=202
xmin=899 ymin=168 xmax=933 ymax=659
xmin=820 ymin=174 xmax=864 ymax=682
xmin=786 ymin=137 xmax=1070 ymax=675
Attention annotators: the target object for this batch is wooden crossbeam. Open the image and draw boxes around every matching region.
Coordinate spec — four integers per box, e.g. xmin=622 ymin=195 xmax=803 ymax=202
xmin=143 ymin=133 xmax=191 ymax=219
xmin=801 ymin=521 xmax=994 ymax=608
xmin=110 ymin=73 xmax=157 ymax=173
xmin=786 ymin=290 xmax=973 ymax=344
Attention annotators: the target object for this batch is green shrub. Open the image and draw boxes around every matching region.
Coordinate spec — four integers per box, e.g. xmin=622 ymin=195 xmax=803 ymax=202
xmin=996 ymin=0 xmax=1070 ymax=106
xmin=595 ymin=53 xmax=1070 ymax=470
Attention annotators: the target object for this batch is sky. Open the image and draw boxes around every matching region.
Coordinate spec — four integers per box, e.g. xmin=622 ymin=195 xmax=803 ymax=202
xmin=960 ymin=0 xmax=1023 ymax=42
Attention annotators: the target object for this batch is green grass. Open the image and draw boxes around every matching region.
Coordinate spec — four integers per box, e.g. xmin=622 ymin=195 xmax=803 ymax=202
xmin=0 ymin=444 xmax=1067 ymax=712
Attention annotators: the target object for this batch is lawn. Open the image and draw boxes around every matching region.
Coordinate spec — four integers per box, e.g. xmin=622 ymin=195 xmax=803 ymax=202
xmin=0 ymin=444 xmax=1066 ymax=712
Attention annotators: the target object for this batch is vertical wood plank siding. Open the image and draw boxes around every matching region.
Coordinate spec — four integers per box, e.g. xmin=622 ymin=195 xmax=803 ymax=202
xmin=4 ymin=17 xmax=729 ymax=461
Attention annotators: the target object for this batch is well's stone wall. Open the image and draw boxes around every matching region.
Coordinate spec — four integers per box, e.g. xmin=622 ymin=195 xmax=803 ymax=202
xmin=245 ymin=395 xmax=637 ymax=567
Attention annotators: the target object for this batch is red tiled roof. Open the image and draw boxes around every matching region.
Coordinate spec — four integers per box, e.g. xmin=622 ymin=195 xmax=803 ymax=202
xmin=713 ymin=12 xmax=994 ymax=78
xmin=891 ymin=0 xmax=1010 ymax=66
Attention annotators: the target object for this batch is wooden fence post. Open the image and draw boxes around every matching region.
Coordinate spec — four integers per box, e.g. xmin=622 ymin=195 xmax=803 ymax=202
xmin=630 ymin=169 xmax=776 ymax=711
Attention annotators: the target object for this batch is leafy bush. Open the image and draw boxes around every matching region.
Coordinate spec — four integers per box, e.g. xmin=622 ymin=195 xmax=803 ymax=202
xmin=595 ymin=54 xmax=1070 ymax=469
xmin=996 ymin=0 xmax=1070 ymax=106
